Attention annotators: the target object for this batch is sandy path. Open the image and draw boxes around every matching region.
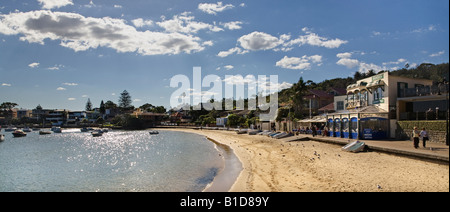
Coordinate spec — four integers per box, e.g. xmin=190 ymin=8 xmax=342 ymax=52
xmin=167 ymin=129 xmax=449 ymax=192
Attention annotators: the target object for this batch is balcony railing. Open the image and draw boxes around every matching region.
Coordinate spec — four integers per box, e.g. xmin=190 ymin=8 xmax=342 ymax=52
xmin=398 ymin=84 xmax=449 ymax=98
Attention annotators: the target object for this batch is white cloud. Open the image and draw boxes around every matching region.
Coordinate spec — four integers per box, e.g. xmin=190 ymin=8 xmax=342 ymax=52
xmin=218 ymin=28 xmax=347 ymax=57
xmin=157 ymin=12 xmax=223 ymax=34
xmin=358 ymin=62 xmax=382 ymax=73
xmin=430 ymin=50 xmax=445 ymax=57
xmin=222 ymin=21 xmax=243 ymax=30
xmin=57 ymin=87 xmax=67 ymax=91
xmin=286 ymin=31 xmax=348 ymax=49
xmin=2 ymin=83 xmax=12 ymax=87
xmin=132 ymin=18 xmax=153 ymax=28
xmin=62 ymin=82 xmax=78 ymax=86
xmin=238 ymin=31 xmax=282 ymax=51
xmin=0 ymin=10 xmax=209 ymax=56
xmin=336 ymin=52 xmax=384 ymax=73
xmin=48 ymin=64 xmax=64 ymax=70
xmin=224 ymin=65 xmax=234 ymax=70
xmin=37 ymin=0 xmax=73 ymax=10
xmin=28 ymin=62 xmax=40 ymax=68
xmin=217 ymin=47 xmax=248 ymax=57
xmin=133 ymin=99 xmax=142 ymax=102
xmin=276 ymin=55 xmax=322 ymax=70
xmin=114 ymin=5 xmax=123 ymax=9
xmin=337 ymin=58 xmax=360 ymax=69
xmin=198 ymin=2 xmax=235 ymax=15
xmin=68 ymin=98 xmax=76 ymax=101
xmin=336 ymin=53 xmax=359 ymax=69
xmin=382 ymin=58 xmax=407 ymax=66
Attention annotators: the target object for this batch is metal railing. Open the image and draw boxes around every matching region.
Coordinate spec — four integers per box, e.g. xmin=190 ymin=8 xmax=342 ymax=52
xmin=398 ymin=84 xmax=449 ymax=98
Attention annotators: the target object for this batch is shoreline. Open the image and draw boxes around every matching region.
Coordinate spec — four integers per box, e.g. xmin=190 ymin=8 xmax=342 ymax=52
xmin=163 ymin=128 xmax=449 ymax=192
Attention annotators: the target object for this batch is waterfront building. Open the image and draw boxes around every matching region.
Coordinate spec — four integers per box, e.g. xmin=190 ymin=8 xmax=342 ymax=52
xmin=325 ymin=72 xmax=447 ymax=140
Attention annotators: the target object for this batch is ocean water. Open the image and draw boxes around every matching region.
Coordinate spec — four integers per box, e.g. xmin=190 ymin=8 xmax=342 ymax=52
xmin=0 ymin=130 xmax=224 ymax=192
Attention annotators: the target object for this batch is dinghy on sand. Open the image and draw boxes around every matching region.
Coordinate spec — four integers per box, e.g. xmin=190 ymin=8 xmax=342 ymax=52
xmin=342 ymin=141 xmax=366 ymax=153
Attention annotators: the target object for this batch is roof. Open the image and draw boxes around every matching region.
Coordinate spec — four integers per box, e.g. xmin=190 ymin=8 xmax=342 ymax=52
xmin=327 ymin=106 xmax=388 ymax=116
xmin=318 ymin=102 xmax=335 ymax=112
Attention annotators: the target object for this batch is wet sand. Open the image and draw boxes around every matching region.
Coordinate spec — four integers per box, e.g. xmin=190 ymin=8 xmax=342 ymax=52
xmin=168 ymin=129 xmax=449 ymax=192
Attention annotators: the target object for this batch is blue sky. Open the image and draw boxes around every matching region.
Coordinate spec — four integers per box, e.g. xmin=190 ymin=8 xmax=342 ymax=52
xmin=0 ymin=0 xmax=448 ymax=111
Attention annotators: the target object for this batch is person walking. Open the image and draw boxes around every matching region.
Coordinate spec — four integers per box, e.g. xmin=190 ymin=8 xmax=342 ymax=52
xmin=412 ymin=127 xmax=420 ymax=149
xmin=420 ymin=128 xmax=429 ymax=148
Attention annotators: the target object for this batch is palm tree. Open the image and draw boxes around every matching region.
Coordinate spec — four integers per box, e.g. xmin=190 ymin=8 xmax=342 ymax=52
xmin=289 ymin=77 xmax=308 ymax=118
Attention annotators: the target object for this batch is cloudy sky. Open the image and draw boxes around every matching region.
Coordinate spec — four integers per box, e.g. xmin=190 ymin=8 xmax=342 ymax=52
xmin=0 ymin=0 xmax=448 ymax=110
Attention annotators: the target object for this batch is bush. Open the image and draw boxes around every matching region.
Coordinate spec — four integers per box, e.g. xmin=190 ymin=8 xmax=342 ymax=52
xmin=397 ymin=121 xmax=447 ymax=132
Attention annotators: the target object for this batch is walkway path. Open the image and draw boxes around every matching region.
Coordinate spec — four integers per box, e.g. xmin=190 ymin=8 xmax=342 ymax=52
xmin=283 ymin=135 xmax=449 ymax=163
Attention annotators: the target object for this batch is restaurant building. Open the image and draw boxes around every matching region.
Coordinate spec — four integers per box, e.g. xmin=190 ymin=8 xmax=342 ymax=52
xmin=325 ymin=72 xmax=442 ymax=140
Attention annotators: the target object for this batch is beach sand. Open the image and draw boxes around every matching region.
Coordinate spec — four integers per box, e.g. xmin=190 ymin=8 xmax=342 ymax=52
xmin=167 ymin=129 xmax=449 ymax=192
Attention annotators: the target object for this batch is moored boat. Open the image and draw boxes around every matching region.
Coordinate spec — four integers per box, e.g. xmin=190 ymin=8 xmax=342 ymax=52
xmin=12 ymin=130 xmax=27 ymax=138
xmin=149 ymin=131 xmax=159 ymax=135
xmin=52 ymin=127 xmax=62 ymax=133
xmin=4 ymin=126 xmax=17 ymax=132
xmin=23 ymin=127 xmax=32 ymax=133
xmin=39 ymin=130 xmax=52 ymax=135
xmin=92 ymin=130 xmax=104 ymax=137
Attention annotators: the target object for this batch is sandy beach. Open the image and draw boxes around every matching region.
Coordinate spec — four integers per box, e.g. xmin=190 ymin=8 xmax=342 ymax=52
xmin=167 ymin=128 xmax=449 ymax=192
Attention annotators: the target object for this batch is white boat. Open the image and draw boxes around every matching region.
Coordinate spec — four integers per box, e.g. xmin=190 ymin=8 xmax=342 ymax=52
xmin=91 ymin=130 xmax=103 ymax=137
xmin=248 ymin=130 xmax=261 ymax=135
xmin=39 ymin=130 xmax=52 ymax=135
xmin=4 ymin=127 xmax=17 ymax=132
xmin=0 ymin=134 xmax=5 ymax=142
xmin=52 ymin=127 xmax=62 ymax=133
xmin=149 ymin=131 xmax=159 ymax=135
xmin=342 ymin=141 xmax=366 ymax=153
xmin=12 ymin=130 xmax=27 ymax=138
xmin=236 ymin=129 xmax=248 ymax=134
xmin=23 ymin=127 xmax=32 ymax=133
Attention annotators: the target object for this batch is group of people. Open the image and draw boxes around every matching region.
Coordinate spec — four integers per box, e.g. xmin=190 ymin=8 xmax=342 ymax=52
xmin=412 ymin=127 xmax=429 ymax=149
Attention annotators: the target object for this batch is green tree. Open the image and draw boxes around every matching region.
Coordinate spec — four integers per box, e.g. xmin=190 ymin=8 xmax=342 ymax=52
xmin=119 ymin=90 xmax=133 ymax=110
xmin=0 ymin=102 xmax=18 ymax=124
xmin=104 ymin=101 xmax=117 ymax=109
xmin=85 ymin=98 xmax=93 ymax=111
xmin=99 ymin=100 xmax=106 ymax=115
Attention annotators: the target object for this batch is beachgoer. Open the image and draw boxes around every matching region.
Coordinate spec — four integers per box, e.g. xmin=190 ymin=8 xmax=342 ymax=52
xmin=420 ymin=128 xmax=429 ymax=148
xmin=412 ymin=127 xmax=420 ymax=149
xmin=312 ymin=125 xmax=317 ymax=137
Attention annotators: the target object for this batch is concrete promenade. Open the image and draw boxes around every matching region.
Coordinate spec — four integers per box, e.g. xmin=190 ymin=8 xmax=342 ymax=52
xmin=283 ymin=134 xmax=449 ymax=164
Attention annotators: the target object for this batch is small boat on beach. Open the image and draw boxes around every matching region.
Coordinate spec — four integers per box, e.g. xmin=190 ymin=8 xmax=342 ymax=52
xmin=52 ymin=127 xmax=62 ymax=133
xmin=0 ymin=134 xmax=5 ymax=142
xmin=39 ymin=130 xmax=52 ymax=135
xmin=91 ymin=130 xmax=104 ymax=137
xmin=342 ymin=141 xmax=366 ymax=153
xmin=12 ymin=130 xmax=27 ymax=138
xmin=236 ymin=129 xmax=248 ymax=134
xmin=149 ymin=131 xmax=159 ymax=135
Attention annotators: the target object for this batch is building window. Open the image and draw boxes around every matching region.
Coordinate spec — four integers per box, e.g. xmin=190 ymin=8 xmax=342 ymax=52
xmin=374 ymin=87 xmax=383 ymax=100
xmin=337 ymin=101 xmax=345 ymax=111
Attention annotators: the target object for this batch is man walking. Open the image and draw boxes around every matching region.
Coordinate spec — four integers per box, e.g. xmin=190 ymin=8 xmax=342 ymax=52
xmin=412 ymin=127 xmax=420 ymax=149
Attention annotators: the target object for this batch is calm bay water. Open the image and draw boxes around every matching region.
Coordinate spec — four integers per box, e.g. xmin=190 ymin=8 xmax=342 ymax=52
xmin=0 ymin=130 xmax=224 ymax=192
